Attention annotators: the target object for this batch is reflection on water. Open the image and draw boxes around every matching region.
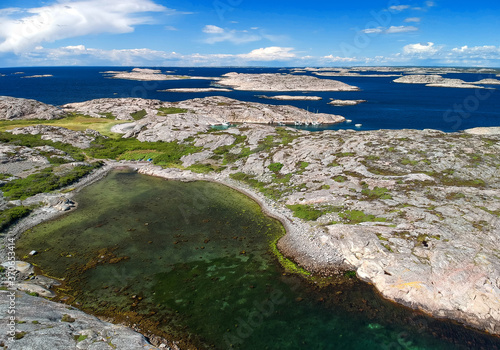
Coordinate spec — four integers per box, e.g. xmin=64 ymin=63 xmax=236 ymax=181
xmin=17 ymin=170 xmax=500 ymax=349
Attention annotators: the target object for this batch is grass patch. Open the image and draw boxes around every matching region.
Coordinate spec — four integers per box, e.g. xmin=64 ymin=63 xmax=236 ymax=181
xmin=130 ymin=109 xmax=147 ymax=120
xmin=338 ymin=210 xmax=387 ymax=224
xmin=0 ymin=132 xmax=86 ymax=161
xmin=87 ymin=137 xmax=201 ymax=166
xmin=287 ymin=204 xmax=324 ymax=221
xmin=361 ymin=186 xmax=392 ymax=200
xmin=74 ymin=335 xmax=88 ymax=342
xmin=157 ymin=107 xmax=188 ymax=115
xmin=268 ymin=162 xmax=284 ymax=173
xmin=1 ymin=163 xmax=102 ymax=200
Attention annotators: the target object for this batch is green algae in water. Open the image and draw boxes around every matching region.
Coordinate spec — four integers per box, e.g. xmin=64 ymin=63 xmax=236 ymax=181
xmin=17 ymin=170 xmax=500 ymax=350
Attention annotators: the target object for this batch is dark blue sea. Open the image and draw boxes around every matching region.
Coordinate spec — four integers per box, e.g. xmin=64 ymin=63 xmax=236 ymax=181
xmin=1 ymin=66 xmax=499 ymax=132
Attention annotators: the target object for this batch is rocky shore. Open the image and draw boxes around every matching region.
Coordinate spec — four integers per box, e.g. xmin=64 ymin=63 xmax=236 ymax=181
xmin=393 ymin=74 xmax=491 ymax=89
xmin=1 ymin=95 xmax=500 ymax=345
xmin=102 ymin=68 xmax=216 ymax=81
xmin=328 ymin=99 xmax=366 ymax=106
xmin=218 ymin=72 xmax=360 ymax=91
xmin=257 ymin=95 xmax=323 ymax=101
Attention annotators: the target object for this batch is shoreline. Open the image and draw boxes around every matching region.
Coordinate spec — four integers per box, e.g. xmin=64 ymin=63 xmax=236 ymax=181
xmin=2 ymin=160 xmax=500 ymax=345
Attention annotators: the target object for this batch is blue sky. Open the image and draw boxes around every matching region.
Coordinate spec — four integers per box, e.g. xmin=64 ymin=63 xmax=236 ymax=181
xmin=0 ymin=0 xmax=499 ymax=67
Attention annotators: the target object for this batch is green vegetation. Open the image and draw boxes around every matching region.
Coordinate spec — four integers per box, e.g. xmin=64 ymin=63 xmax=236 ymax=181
xmin=187 ymin=163 xmax=224 ymax=174
xmin=26 ymin=291 xmax=39 ymax=297
xmin=61 ymin=314 xmax=75 ymax=323
xmin=287 ymin=204 xmax=340 ymax=221
xmin=338 ymin=210 xmax=387 ymax=224
xmin=287 ymin=204 xmax=325 ymax=221
xmin=333 ymin=175 xmax=347 ymax=183
xmin=14 ymin=332 xmax=27 ymax=340
xmin=0 ymin=173 xmax=12 ymax=180
xmin=343 ymin=270 xmax=357 ymax=278
xmin=74 ymin=335 xmax=88 ymax=342
xmin=269 ymin=236 xmax=311 ymax=276
xmin=0 ymin=132 xmax=85 ymax=162
xmin=229 ymin=172 xmax=283 ymax=199
xmin=361 ymin=186 xmax=392 ymax=200
xmin=2 ymin=163 xmax=102 ymax=200
xmin=87 ymin=137 xmax=201 ymax=166
xmin=0 ymin=206 xmax=33 ymax=231
xmin=157 ymin=107 xmax=188 ymax=115
xmin=268 ymin=162 xmax=284 ymax=173
xmin=130 ymin=109 xmax=147 ymax=120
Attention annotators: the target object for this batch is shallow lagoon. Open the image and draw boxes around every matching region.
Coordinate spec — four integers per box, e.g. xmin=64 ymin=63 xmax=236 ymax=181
xmin=17 ymin=170 xmax=500 ymax=349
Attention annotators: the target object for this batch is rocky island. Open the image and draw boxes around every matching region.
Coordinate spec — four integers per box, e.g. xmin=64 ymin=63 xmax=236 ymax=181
xmin=328 ymin=99 xmax=367 ymax=106
xmin=257 ymin=95 xmax=323 ymax=101
xmin=1 ymin=96 xmax=500 ymax=347
xmin=102 ymin=68 xmax=216 ymax=81
xmin=218 ymin=72 xmax=359 ymax=91
xmin=393 ymin=74 xmax=489 ymax=88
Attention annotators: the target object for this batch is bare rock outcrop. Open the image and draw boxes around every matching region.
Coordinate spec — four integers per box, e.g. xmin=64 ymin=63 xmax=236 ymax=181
xmin=0 ymin=291 xmax=162 ymax=350
xmin=218 ymin=72 xmax=359 ymax=91
xmin=0 ymin=96 xmax=64 ymax=120
xmin=62 ymin=98 xmax=164 ymax=120
xmin=9 ymin=125 xmax=103 ymax=149
xmin=169 ymin=96 xmax=345 ymax=125
xmin=393 ymin=75 xmax=483 ymax=88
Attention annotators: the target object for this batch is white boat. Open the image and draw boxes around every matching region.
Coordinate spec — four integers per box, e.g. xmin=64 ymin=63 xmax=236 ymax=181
xmin=355 ymin=123 xmax=362 ymax=128
xmin=345 ymin=119 xmax=352 ymax=123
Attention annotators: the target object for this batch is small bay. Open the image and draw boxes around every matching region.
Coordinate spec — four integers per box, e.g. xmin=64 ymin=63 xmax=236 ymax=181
xmin=16 ymin=170 xmax=500 ymax=349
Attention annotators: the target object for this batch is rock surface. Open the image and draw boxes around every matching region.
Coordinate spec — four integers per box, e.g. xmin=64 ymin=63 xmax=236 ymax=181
xmin=102 ymin=68 xmax=216 ymax=81
xmin=393 ymin=75 xmax=485 ymax=89
xmin=159 ymin=88 xmax=232 ymax=93
xmin=0 ymin=96 xmax=64 ymax=120
xmin=218 ymin=72 xmax=359 ymax=91
xmin=170 ymin=96 xmax=345 ymax=125
xmin=328 ymin=99 xmax=366 ymax=106
xmin=3 ymin=96 xmax=500 ymax=341
xmin=0 ymin=291 xmax=163 ymax=350
xmin=9 ymin=125 xmax=103 ymax=149
xmin=257 ymin=95 xmax=323 ymax=100
xmin=62 ymin=98 xmax=164 ymax=120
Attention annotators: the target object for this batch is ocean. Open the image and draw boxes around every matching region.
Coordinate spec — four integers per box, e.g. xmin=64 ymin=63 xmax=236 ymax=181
xmin=1 ymin=66 xmax=499 ymax=132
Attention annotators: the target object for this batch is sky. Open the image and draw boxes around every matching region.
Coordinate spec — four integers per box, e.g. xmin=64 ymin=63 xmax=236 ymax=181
xmin=0 ymin=0 xmax=499 ymax=67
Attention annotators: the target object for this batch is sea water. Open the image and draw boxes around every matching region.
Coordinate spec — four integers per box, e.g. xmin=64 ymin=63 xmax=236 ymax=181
xmin=16 ymin=170 xmax=500 ymax=349
xmin=1 ymin=66 xmax=499 ymax=132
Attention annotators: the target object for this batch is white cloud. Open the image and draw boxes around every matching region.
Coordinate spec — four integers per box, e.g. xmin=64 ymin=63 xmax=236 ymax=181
xmin=202 ymin=25 xmax=224 ymax=34
xmin=164 ymin=26 xmax=178 ymax=31
xmin=403 ymin=42 xmax=439 ymax=55
xmin=426 ymin=1 xmax=436 ymax=7
xmin=361 ymin=27 xmax=384 ymax=34
xmin=238 ymin=46 xmax=296 ymax=61
xmin=0 ymin=0 xmax=169 ymax=54
xmin=361 ymin=26 xmax=418 ymax=34
xmin=404 ymin=17 xmax=421 ymax=23
xmin=386 ymin=26 xmax=419 ymax=34
xmin=202 ymin=25 xmax=262 ymax=45
xmin=389 ymin=5 xmax=411 ymax=12
xmin=322 ymin=55 xmax=358 ymax=62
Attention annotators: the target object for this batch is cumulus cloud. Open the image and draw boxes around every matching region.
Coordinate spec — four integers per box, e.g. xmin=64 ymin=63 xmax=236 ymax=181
xmin=238 ymin=46 xmax=295 ymax=61
xmin=403 ymin=42 xmax=439 ymax=55
xmin=0 ymin=0 xmax=169 ymax=54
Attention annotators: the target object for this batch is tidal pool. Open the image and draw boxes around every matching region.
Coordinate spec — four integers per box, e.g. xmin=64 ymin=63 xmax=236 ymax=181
xmin=17 ymin=170 xmax=500 ymax=349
